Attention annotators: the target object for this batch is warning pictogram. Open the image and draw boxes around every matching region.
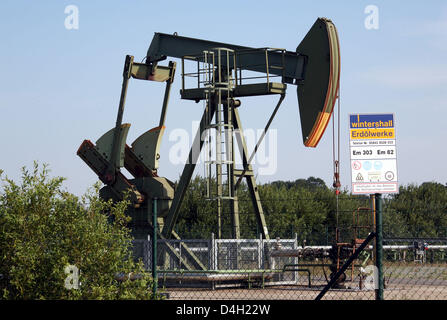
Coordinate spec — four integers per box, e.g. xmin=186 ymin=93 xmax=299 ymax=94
xmin=352 ymin=161 xmax=362 ymax=170
xmin=385 ymin=171 xmax=395 ymax=181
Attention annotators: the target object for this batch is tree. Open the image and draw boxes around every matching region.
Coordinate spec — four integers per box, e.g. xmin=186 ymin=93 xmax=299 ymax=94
xmin=270 ymin=177 xmax=328 ymax=190
xmin=386 ymin=182 xmax=447 ymax=238
xmin=0 ymin=162 xmax=156 ymax=300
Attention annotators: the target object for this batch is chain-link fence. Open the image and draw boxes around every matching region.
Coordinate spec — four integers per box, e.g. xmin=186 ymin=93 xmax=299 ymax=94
xmin=131 ymin=191 xmax=447 ymax=300
xmin=132 ymin=234 xmax=447 ymax=300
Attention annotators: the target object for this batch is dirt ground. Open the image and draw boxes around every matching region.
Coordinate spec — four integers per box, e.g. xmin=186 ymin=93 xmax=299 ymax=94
xmin=161 ymin=263 xmax=447 ymax=300
xmin=164 ymin=284 xmax=447 ymax=300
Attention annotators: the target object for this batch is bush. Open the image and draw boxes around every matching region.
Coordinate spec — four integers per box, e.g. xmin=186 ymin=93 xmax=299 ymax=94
xmin=0 ymin=162 xmax=156 ymax=300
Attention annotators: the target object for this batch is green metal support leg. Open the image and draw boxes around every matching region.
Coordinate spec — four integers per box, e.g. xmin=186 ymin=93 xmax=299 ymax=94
xmin=162 ymin=100 xmax=216 ymax=239
xmin=233 ymin=108 xmax=269 ymax=240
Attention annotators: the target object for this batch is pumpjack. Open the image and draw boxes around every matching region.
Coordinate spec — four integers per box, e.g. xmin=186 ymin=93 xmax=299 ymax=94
xmin=77 ymin=18 xmax=341 ymax=270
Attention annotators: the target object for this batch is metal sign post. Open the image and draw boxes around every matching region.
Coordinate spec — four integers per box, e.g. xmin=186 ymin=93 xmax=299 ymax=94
xmin=349 ymin=113 xmax=398 ymax=300
xmin=375 ymin=193 xmax=384 ymax=300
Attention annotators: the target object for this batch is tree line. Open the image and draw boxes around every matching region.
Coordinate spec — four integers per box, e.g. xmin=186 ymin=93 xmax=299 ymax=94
xmin=175 ymin=176 xmax=447 ymax=243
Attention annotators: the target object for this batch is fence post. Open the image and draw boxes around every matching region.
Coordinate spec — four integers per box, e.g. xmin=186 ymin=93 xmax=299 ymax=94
xmin=375 ymin=193 xmax=384 ymax=300
xmin=152 ymin=198 xmax=158 ymax=297
xmin=213 ymin=233 xmax=218 ymax=271
xmin=145 ymin=236 xmax=150 ymax=270
xmin=210 ymin=233 xmax=215 ymax=270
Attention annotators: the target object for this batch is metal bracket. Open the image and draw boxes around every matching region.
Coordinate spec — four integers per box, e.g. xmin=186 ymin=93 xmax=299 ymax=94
xmin=131 ymin=126 xmax=165 ymax=171
xmin=95 ymin=124 xmax=131 ymax=169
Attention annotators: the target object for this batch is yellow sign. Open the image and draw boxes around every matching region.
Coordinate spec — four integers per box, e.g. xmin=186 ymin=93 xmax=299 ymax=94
xmin=350 ymin=128 xmax=395 ymax=140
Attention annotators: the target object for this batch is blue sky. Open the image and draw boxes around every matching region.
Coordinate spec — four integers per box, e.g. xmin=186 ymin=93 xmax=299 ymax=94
xmin=1 ymin=1 xmax=447 ymax=196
